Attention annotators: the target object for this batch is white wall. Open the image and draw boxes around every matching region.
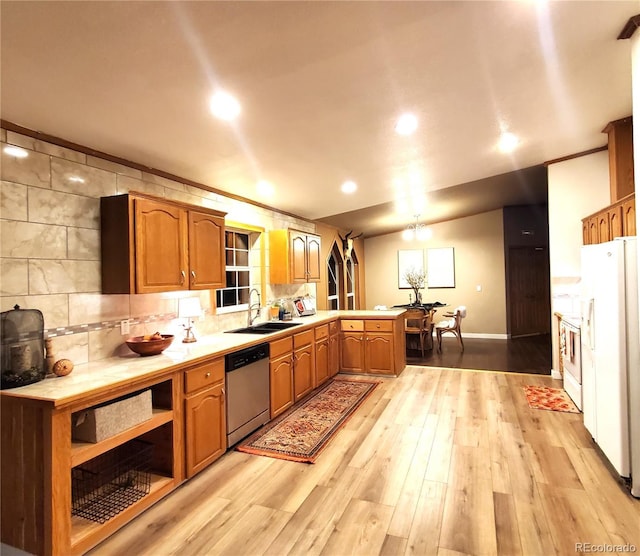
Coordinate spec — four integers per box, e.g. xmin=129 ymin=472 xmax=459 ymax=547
xmin=548 ymin=151 xmax=610 ymax=279
xmin=547 ymin=150 xmax=611 ymax=374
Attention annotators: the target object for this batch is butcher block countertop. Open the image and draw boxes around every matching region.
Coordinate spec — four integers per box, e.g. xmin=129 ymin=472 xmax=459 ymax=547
xmin=0 ymin=309 xmax=406 ymax=407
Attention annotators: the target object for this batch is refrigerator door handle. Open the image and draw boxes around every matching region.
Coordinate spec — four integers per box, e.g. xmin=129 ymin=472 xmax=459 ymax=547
xmin=587 ymin=298 xmax=595 ymax=350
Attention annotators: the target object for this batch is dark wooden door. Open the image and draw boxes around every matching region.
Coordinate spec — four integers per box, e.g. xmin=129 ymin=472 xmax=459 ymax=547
xmin=507 ymin=246 xmax=550 ymax=337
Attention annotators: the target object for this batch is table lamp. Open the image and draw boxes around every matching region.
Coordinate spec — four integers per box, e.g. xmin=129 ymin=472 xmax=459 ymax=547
xmin=178 ymin=297 xmax=202 ymax=343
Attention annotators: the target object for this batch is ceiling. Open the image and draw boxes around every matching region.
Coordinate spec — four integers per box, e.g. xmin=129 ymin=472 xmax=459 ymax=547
xmin=0 ymin=1 xmax=636 ymax=237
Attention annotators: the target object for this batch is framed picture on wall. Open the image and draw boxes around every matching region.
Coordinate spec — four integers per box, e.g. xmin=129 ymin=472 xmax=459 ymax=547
xmin=397 ymin=249 xmax=424 ymax=289
xmin=427 ymin=247 xmax=455 ymax=288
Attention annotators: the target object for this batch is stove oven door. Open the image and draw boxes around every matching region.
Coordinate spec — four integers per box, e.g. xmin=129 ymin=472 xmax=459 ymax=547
xmin=561 ymin=321 xmax=582 ymax=410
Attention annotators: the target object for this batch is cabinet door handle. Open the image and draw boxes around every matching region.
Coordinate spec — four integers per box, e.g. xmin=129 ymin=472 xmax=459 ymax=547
xmin=191 ymin=270 xmax=196 ymax=282
xmin=205 ymin=372 xmax=211 ymax=378
xmin=180 ymin=270 xmax=186 ymax=284
xmin=221 ymin=388 xmax=225 ymax=396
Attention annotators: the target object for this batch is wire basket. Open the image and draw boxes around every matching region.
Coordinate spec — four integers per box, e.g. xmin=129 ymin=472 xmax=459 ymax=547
xmin=72 ymin=439 xmax=152 ymax=524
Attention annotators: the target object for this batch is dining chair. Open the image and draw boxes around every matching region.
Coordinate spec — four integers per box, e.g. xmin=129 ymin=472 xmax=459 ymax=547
xmin=435 ymin=305 xmax=467 ymax=352
xmin=404 ymin=308 xmax=432 ymax=357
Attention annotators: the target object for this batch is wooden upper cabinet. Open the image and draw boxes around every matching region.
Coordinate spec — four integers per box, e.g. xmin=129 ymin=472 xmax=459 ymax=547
xmin=101 ymin=192 xmax=226 ymax=294
xmin=306 ymin=234 xmax=321 ymax=281
xmin=603 ymin=117 xmax=634 ymax=203
xmin=622 ymin=195 xmax=636 ymax=236
xmin=583 ymin=117 xmax=635 ymax=245
xmin=188 ymin=210 xmax=225 ymax=290
xmin=582 ymin=193 xmax=635 ymax=245
xmin=291 ymin=233 xmax=308 ymax=282
xmin=135 ymin=198 xmax=188 ymax=293
xmin=597 ymin=211 xmax=610 ymax=244
xmin=269 ymin=229 xmax=322 ymax=284
xmin=588 ymin=216 xmax=599 ymax=245
xmin=608 ymin=204 xmax=623 ymax=240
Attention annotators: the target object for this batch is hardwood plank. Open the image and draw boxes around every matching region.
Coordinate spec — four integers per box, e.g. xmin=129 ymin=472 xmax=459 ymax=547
xmin=87 ymin=368 xmax=640 ymax=556
xmin=512 ymin=495 xmax=557 ymax=556
xmin=284 ymin=466 xmax=365 ymax=556
xmin=424 ymin=394 xmax=457 ymax=483
xmin=380 ymin=534 xmax=408 ymax=556
xmin=319 ymin=498 xmax=393 ymax=556
xmin=387 ymin=414 xmax=438 ymax=538
xmin=537 ymin=483 xmax=612 ymax=555
xmin=440 ymin=445 xmax=496 ymax=555
xmin=405 ymin=480 xmax=447 ymax=556
xmin=439 ymin=485 xmax=497 ymax=556
xmin=493 ymin=492 xmax=522 ymax=556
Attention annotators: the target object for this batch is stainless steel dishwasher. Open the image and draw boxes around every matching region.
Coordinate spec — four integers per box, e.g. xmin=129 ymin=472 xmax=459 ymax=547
xmin=225 ymin=342 xmax=270 ymax=447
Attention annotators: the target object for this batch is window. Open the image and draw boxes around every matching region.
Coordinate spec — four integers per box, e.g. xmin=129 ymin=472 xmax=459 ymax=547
xmin=327 ymin=248 xmax=340 ymax=310
xmin=346 ymin=258 xmax=355 ymax=310
xmin=216 ymin=230 xmax=251 ymax=313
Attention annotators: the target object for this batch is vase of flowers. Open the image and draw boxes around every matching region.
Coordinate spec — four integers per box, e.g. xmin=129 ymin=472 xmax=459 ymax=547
xmin=403 ymin=267 xmax=426 ymax=305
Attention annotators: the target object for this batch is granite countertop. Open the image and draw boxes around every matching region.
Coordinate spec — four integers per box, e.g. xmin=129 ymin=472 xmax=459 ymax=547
xmin=1 ymin=309 xmax=405 ymax=407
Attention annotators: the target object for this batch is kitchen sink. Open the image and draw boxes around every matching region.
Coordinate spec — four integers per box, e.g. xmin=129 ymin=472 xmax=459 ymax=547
xmin=225 ymin=321 xmax=303 ymax=335
xmin=257 ymin=321 xmax=302 ymax=330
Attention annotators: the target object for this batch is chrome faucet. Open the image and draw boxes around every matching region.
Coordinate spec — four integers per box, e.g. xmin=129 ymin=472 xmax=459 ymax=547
xmin=247 ymin=288 xmax=261 ymax=326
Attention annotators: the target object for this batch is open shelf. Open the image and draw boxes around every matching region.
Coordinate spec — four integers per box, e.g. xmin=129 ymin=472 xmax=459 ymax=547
xmin=71 ymin=408 xmax=173 ymax=467
xmin=70 ymin=472 xmax=175 ymax=554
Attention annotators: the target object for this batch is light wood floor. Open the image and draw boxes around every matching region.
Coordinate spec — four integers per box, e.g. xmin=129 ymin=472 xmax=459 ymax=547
xmin=89 ymin=367 xmax=640 ymax=556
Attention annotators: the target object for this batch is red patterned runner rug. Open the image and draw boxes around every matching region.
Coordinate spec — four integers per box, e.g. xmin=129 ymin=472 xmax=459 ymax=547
xmin=523 ymin=385 xmax=579 ymax=413
xmin=236 ymin=378 xmax=379 ymax=463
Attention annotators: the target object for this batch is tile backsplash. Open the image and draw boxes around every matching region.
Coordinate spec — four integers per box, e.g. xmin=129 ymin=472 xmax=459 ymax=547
xmin=1 ymin=128 xmax=315 ymax=365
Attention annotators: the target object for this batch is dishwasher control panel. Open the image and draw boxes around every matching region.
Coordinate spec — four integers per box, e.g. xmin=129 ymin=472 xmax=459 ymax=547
xmin=225 ymin=343 xmax=269 ymax=372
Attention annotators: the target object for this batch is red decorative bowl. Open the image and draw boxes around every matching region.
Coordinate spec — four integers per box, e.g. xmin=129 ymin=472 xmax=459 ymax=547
xmin=125 ymin=334 xmax=174 ymax=356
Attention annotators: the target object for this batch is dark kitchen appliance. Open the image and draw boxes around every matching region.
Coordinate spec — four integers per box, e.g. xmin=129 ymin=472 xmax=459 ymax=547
xmin=1 ymin=305 xmax=46 ymax=389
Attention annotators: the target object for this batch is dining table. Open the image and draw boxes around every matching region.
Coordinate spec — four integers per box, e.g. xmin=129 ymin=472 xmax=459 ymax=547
xmin=394 ymin=302 xmax=448 ymax=352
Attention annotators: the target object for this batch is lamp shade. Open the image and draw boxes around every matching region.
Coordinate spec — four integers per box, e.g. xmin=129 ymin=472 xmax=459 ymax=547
xmin=178 ymin=297 xmax=202 ymax=319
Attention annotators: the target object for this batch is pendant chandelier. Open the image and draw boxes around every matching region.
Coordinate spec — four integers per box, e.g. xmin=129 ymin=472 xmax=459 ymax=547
xmin=402 ymin=214 xmax=432 ymax=241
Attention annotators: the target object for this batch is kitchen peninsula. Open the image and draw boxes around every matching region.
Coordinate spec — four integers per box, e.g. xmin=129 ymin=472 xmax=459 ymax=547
xmin=0 ymin=309 xmax=406 ymax=556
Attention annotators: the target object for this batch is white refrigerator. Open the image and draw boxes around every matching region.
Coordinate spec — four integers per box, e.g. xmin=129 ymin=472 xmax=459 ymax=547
xmin=581 ymin=237 xmax=639 ymax=498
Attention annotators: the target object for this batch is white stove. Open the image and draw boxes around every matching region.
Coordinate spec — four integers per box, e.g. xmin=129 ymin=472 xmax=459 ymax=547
xmin=561 ymin=316 xmax=582 ymax=411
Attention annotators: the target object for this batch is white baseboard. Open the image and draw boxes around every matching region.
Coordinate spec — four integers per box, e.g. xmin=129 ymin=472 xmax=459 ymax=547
xmin=551 ymin=368 xmax=562 ymax=380
xmin=461 ymin=333 xmax=510 ymax=340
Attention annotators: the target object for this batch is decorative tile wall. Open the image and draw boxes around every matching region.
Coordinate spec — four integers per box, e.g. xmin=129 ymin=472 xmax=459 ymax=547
xmin=1 ymin=127 xmax=315 ymax=365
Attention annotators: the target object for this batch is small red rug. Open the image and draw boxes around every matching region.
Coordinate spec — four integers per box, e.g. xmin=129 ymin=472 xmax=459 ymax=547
xmin=523 ymin=385 xmax=579 ymax=413
xmin=236 ymin=378 xmax=379 ymax=463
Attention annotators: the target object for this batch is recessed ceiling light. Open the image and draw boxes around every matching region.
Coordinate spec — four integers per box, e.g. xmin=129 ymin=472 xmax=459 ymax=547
xmin=341 ymin=180 xmax=357 ymax=194
xmin=3 ymin=145 xmax=28 ymax=158
xmin=209 ymin=91 xmax=241 ymax=121
xmin=395 ymin=113 xmax=418 ymax=136
xmin=498 ymin=132 xmax=519 ymax=153
xmin=256 ymin=180 xmax=274 ymax=196
xmin=68 ymin=176 xmax=85 ymax=183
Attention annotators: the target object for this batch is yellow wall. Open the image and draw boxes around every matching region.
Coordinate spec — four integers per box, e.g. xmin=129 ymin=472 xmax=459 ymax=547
xmin=364 ymin=209 xmax=507 ymax=336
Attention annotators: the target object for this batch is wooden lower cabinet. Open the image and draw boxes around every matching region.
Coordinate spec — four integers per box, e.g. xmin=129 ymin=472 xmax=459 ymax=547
xmin=269 ymin=336 xmax=293 ymax=419
xmin=184 ymin=357 xmax=226 ymax=478
xmin=1 ymin=374 xmax=182 ymax=556
xmin=270 ymin=336 xmax=294 ymax=418
xmin=314 ymin=324 xmax=330 ymax=387
xmin=339 ymin=317 xmax=405 ymax=376
xmin=329 ymin=320 xmax=340 ymax=377
xmin=365 ymin=332 xmax=394 ymax=374
xmin=293 ymin=329 xmax=315 ymax=401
